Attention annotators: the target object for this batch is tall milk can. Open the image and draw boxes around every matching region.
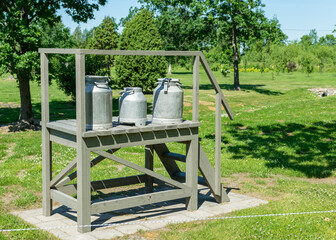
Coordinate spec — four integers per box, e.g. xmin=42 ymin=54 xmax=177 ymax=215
xmin=119 ymin=87 xmax=147 ymax=126
xmin=85 ymin=75 xmax=112 ymax=130
xmin=152 ymin=78 xmax=183 ymax=124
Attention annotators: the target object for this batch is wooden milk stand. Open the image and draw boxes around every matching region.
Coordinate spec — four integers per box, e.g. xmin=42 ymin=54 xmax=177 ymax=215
xmin=40 ymin=49 xmax=233 ymax=233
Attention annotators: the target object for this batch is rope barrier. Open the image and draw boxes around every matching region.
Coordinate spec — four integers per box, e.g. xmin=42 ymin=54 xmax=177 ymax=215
xmin=1 ymin=209 xmax=335 ymax=232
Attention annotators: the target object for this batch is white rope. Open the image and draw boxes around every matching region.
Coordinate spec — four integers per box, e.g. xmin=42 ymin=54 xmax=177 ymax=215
xmin=1 ymin=210 xmax=335 ymax=232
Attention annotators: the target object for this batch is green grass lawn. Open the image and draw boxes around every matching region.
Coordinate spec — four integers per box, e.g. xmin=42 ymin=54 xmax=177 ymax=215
xmin=0 ymin=70 xmax=336 ymax=239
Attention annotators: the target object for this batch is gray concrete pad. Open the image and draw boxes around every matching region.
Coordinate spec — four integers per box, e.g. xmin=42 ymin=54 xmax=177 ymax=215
xmin=13 ymin=187 xmax=267 ymax=240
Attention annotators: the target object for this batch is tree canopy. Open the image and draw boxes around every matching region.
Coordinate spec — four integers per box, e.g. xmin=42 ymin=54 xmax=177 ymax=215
xmin=115 ymin=9 xmax=167 ymax=92
xmin=0 ymin=0 xmax=107 ymax=123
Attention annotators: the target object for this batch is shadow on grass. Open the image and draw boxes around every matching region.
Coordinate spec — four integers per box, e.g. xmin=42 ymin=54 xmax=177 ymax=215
xmin=205 ymin=121 xmax=336 ymax=178
xmin=184 ymin=84 xmax=283 ymax=96
xmin=1 ymin=98 xmax=154 ymax=125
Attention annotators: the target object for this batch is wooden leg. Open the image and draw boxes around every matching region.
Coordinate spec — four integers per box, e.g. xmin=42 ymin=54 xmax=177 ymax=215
xmin=185 ymin=138 xmax=198 ymax=210
xmin=42 ymin=133 xmax=52 ymax=216
xmin=145 ymin=145 xmax=154 ymax=193
xmin=77 ymin=144 xmax=91 ymax=233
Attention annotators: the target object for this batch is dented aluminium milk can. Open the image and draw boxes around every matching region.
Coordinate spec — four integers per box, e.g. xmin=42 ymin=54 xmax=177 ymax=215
xmin=85 ymin=75 xmax=112 ymax=130
xmin=119 ymin=87 xmax=147 ymax=126
xmin=152 ymin=78 xmax=183 ymax=124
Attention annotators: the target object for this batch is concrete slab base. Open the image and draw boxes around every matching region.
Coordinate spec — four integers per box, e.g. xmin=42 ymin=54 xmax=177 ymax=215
xmin=13 ymin=187 xmax=267 ymax=240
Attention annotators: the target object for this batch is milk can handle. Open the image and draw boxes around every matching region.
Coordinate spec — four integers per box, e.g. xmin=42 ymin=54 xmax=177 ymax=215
xmin=164 ymin=81 xmax=169 ymax=93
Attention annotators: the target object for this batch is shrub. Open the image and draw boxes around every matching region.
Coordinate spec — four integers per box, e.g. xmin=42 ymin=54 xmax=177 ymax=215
xmin=115 ymin=9 xmax=167 ymax=92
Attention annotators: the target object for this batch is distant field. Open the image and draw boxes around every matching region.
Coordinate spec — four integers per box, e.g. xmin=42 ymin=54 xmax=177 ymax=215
xmin=0 ymin=70 xmax=335 ymax=239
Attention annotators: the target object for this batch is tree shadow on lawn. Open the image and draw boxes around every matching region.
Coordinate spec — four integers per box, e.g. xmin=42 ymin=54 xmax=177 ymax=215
xmin=1 ymin=98 xmax=154 ymax=127
xmin=184 ymin=84 xmax=283 ymax=96
xmin=205 ymin=121 xmax=336 ymax=178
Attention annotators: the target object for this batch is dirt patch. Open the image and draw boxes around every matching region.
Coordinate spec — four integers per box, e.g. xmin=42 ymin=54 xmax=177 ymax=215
xmin=308 ymin=88 xmax=336 ymax=97
xmin=0 ymin=119 xmax=41 ymax=133
xmin=199 ymin=100 xmax=215 ymax=106
xmin=208 ymin=106 xmax=216 ymax=111
xmin=0 ymin=102 xmax=20 ymax=108
xmin=184 ymin=102 xmax=192 ymax=107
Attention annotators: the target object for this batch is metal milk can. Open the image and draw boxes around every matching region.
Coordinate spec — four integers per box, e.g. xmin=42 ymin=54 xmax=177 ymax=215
xmin=85 ymin=75 xmax=112 ymax=130
xmin=152 ymin=78 xmax=183 ymax=124
xmin=119 ymin=87 xmax=147 ymax=126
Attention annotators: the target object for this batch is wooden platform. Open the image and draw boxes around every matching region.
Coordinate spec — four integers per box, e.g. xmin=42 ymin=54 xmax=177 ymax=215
xmin=47 ymin=116 xmax=200 ymax=149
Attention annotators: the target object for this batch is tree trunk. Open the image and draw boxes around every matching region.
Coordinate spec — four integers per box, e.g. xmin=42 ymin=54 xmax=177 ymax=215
xmin=17 ymin=71 xmax=34 ymax=122
xmin=232 ymin=25 xmax=240 ymax=90
xmin=167 ymin=62 xmax=172 ymax=75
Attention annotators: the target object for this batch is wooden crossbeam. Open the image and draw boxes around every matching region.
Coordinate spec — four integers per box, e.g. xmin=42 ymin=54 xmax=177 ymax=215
xmin=55 ymin=175 xmax=147 ymax=195
xmin=51 ymin=189 xmax=77 ymax=210
xmin=199 ymin=54 xmax=234 ymax=120
xmin=91 ymin=189 xmax=189 ymax=214
xmin=94 ymin=150 xmax=188 ymax=190
xmin=54 ymin=148 xmax=119 ymax=188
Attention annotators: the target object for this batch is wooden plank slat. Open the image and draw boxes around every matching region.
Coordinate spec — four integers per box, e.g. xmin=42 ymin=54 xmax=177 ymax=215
xmin=193 ymin=56 xmax=200 ymax=122
xmin=94 ymin=150 xmax=188 ymax=190
xmin=199 ymin=54 xmax=234 ymax=120
xmin=215 ymin=93 xmax=221 ymax=194
xmin=38 ymin=48 xmax=202 ymax=56
xmin=91 ymin=189 xmax=189 ymax=214
xmin=41 ymin=52 xmax=52 ymax=216
xmin=162 ymin=152 xmax=186 ymax=162
xmin=56 ymin=175 xmax=147 ymax=195
xmin=55 ymin=148 xmax=119 ymax=187
xmin=50 ymin=158 xmax=77 ymax=187
xmin=51 ymin=189 xmax=77 ymax=210
xmin=153 ymin=144 xmax=181 ymax=179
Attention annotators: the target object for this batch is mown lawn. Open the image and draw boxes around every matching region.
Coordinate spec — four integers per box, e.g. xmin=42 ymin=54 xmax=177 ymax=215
xmin=0 ymin=70 xmax=336 ymax=239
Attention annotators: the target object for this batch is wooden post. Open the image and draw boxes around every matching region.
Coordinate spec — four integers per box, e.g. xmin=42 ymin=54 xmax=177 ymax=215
xmin=145 ymin=145 xmax=154 ymax=193
xmin=215 ymin=93 xmax=221 ymax=194
xmin=185 ymin=138 xmax=198 ymax=210
xmin=192 ymin=56 xmax=200 ymax=122
xmin=75 ymin=53 xmax=91 ymax=233
xmin=41 ymin=53 xmax=52 ymax=216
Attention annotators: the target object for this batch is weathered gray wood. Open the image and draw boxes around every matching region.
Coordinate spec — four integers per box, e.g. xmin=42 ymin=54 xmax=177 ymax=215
xmin=162 ymin=152 xmax=186 ymax=162
xmin=200 ymin=54 xmax=234 ymax=120
xmin=41 ymin=52 xmax=52 ymax=216
xmin=51 ymin=189 xmax=77 ymax=210
xmin=185 ymin=138 xmax=198 ymax=210
xmin=38 ymin=48 xmax=201 ymax=56
xmin=193 ymin=56 xmax=200 ymax=122
xmin=215 ymin=93 xmax=221 ymax=194
xmin=75 ymin=53 xmax=91 ymax=233
xmin=49 ymin=130 xmax=77 ymax=148
xmin=94 ymin=150 xmax=188 ymax=190
xmin=50 ymin=158 xmax=77 ymax=187
xmin=145 ymin=145 xmax=154 ymax=193
xmin=91 ymin=189 xmax=189 ymax=214
xmin=55 ymin=148 xmax=120 ymax=188
xmin=199 ymin=146 xmax=223 ymax=203
xmin=84 ymin=130 xmax=198 ymax=151
xmin=47 ymin=121 xmax=77 ymax=135
xmin=56 ymin=175 xmax=147 ymax=195
xmin=154 ymin=144 xmax=181 ymax=179
xmin=174 ymin=171 xmax=208 ymax=186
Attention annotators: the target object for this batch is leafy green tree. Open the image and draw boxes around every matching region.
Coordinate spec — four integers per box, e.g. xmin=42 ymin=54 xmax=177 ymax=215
xmin=209 ymin=0 xmax=268 ymax=90
xmin=115 ymin=9 xmax=167 ymax=92
xmin=318 ymin=34 xmax=336 ymax=46
xmin=300 ymin=29 xmax=318 ymax=46
xmin=0 ymin=0 xmax=106 ymax=124
xmin=86 ymin=16 xmax=119 ymax=78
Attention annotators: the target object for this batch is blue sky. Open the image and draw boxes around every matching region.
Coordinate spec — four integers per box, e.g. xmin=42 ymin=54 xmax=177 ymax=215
xmin=60 ymin=0 xmax=336 ymax=42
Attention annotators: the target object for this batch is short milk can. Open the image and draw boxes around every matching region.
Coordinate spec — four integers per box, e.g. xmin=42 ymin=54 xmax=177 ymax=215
xmin=119 ymin=87 xmax=147 ymax=126
xmin=85 ymin=75 xmax=112 ymax=130
xmin=152 ymin=78 xmax=183 ymax=124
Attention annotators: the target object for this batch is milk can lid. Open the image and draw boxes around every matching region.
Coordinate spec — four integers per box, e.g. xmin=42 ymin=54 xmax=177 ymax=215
xmin=157 ymin=78 xmax=180 ymax=82
xmin=85 ymin=75 xmax=109 ymax=83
